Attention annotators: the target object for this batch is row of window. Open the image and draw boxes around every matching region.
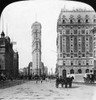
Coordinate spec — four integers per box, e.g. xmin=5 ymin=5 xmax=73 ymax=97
xmin=60 ymin=52 xmax=93 ymax=58
xmin=61 ymin=29 xmax=93 ymax=35
xmin=62 ymin=69 xmax=92 ymax=74
xmin=61 ymin=17 xmax=96 ymax=24
xmin=63 ymin=59 xmax=93 ymax=65
xmin=62 ymin=36 xmax=92 ymax=42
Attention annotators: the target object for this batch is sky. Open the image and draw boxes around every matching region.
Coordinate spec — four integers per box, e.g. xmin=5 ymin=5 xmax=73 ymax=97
xmin=0 ymin=0 xmax=94 ymax=73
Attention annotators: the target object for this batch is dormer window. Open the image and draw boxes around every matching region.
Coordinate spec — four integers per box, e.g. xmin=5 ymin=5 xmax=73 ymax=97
xmin=63 ymin=20 xmax=65 ymax=23
xmin=86 ymin=19 xmax=89 ymax=23
xmin=85 ymin=15 xmax=90 ymax=23
xmin=70 ymin=19 xmax=73 ymax=23
xmin=78 ymin=19 xmax=81 ymax=23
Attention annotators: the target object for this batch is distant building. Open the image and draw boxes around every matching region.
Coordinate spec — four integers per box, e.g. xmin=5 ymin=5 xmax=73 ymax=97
xmin=28 ymin=62 xmax=32 ymax=76
xmin=23 ymin=67 xmax=28 ymax=76
xmin=13 ymin=51 xmax=19 ymax=78
xmin=40 ymin=62 xmax=48 ymax=76
xmin=56 ymin=8 xmax=96 ymax=76
xmin=43 ymin=66 xmax=48 ymax=76
xmin=0 ymin=31 xmax=19 ymax=78
xmin=31 ymin=21 xmax=42 ymax=76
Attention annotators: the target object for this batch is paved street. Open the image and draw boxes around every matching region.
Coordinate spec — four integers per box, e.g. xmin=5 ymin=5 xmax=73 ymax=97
xmin=0 ymin=80 xmax=96 ymax=100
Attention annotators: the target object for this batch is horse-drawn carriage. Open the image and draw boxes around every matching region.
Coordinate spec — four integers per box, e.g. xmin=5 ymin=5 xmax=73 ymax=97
xmin=83 ymin=73 xmax=96 ymax=83
xmin=83 ymin=69 xmax=96 ymax=83
xmin=56 ymin=74 xmax=74 ymax=88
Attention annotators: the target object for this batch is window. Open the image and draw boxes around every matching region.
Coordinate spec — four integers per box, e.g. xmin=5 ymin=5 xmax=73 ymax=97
xmin=71 ymin=62 xmax=73 ymax=65
xmin=74 ymin=54 xmax=77 ymax=57
xmin=60 ymin=54 xmax=62 ymax=57
xmin=62 ymin=30 xmax=65 ymax=35
xmin=63 ymin=20 xmax=65 ymax=23
xmin=71 ymin=56 xmax=73 ymax=58
xmin=66 ymin=29 xmax=70 ymax=34
xmin=78 ymin=19 xmax=81 ymax=23
xmin=70 ymin=69 xmax=74 ymax=74
xmin=79 ymin=62 xmax=81 ymax=65
xmin=74 ymin=29 xmax=77 ymax=34
xmin=86 ymin=30 xmax=89 ymax=34
xmin=82 ymin=54 xmax=85 ymax=57
xmin=86 ymin=62 xmax=89 ymax=65
xmin=63 ymin=61 xmax=66 ymax=65
xmin=70 ymin=19 xmax=73 ymax=23
xmin=63 ymin=54 xmax=65 ymax=58
xmin=85 ymin=69 xmax=89 ymax=73
xmin=71 ymin=45 xmax=73 ymax=47
xmin=71 ymin=50 xmax=73 ymax=52
xmin=78 ymin=30 xmax=81 ymax=34
xmin=67 ymin=54 xmax=70 ymax=57
xmin=86 ymin=19 xmax=89 ymax=23
xmin=82 ymin=29 xmax=85 ymax=34
xmin=78 ymin=69 xmax=82 ymax=73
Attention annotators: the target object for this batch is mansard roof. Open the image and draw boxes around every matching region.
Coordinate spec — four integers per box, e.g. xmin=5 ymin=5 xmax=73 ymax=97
xmin=31 ymin=21 xmax=41 ymax=29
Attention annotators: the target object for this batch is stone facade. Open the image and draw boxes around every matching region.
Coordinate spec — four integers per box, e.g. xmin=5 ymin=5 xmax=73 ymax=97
xmin=56 ymin=8 xmax=96 ymax=76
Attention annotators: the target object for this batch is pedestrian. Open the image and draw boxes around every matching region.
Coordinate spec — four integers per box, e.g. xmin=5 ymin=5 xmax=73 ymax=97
xmin=40 ymin=77 xmax=43 ymax=83
xmin=35 ymin=74 xmax=38 ymax=83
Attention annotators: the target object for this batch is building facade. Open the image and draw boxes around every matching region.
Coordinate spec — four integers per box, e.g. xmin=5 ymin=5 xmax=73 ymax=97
xmin=56 ymin=8 xmax=96 ymax=76
xmin=31 ymin=21 xmax=42 ymax=76
xmin=0 ymin=31 xmax=19 ymax=78
xmin=13 ymin=51 xmax=19 ymax=78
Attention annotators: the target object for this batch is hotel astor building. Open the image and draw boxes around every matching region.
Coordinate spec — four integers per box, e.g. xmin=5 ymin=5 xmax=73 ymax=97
xmin=56 ymin=8 xmax=96 ymax=76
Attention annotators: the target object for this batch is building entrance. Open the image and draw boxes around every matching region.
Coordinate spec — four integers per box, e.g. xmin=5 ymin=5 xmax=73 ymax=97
xmin=62 ymin=69 xmax=66 ymax=78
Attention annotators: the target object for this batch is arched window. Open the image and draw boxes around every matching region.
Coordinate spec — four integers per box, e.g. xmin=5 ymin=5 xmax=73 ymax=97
xmin=70 ymin=19 xmax=73 ymax=23
xmin=90 ymin=70 xmax=92 ymax=73
xmin=86 ymin=19 xmax=89 ymax=23
xmin=62 ymin=69 xmax=66 ymax=78
xmin=85 ymin=69 xmax=89 ymax=73
xmin=78 ymin=19 xmax=81 ymax=23
xmin=85 ymin=15 xmax=90 ymax=23
xmin=78 ymin=69 xmax=82 ymax=73
xmin=63 ymin=20 xmax=65 ymax=23
xmin=70 ymin=69 xmax=74 ymax=74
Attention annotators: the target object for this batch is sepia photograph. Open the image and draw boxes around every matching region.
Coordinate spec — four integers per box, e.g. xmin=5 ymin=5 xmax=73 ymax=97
xmin=0 ymin=0 xmax=96 ymax=100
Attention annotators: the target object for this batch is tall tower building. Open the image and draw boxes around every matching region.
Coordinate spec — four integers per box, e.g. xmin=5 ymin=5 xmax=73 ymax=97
xmin=31 ymin=21 xmax=42 ymax=76
xmin=56 ymin=8 xmax=96 ymax=76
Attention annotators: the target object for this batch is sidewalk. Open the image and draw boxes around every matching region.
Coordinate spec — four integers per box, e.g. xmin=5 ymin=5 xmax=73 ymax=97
xmin=0 ymin=80 xmax=27 ymax=89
